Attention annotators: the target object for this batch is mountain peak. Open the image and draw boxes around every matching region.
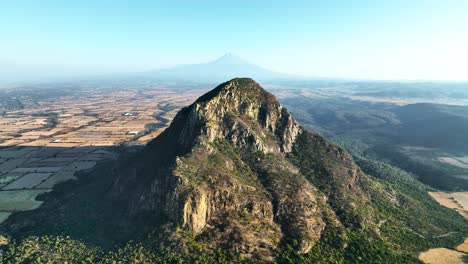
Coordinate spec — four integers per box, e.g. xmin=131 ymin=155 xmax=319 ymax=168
xmin=145 ymin=53 xmax=288 ymax=82
xmin=162 ymin=78 xmax=301 ymax=154
xmin=211 ymin=53 xmax=251 ymax=65
xmin=195 ymin=78 xmax=265 ymax=103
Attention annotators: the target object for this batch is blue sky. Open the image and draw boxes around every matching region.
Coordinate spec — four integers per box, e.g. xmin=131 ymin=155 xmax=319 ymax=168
xmin=1 ymin=0 xmax=468 ymax=82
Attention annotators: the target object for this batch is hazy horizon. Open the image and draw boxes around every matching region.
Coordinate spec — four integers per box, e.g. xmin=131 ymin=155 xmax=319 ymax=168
xmin=2 ymin=0 xmax=468 ymax=83
xmin=1 ymin=3 xmax=468 ymax=261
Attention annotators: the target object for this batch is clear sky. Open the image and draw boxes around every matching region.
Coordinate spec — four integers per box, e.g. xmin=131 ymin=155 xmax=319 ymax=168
xmin=1 ymin=0 xmax=468 ymax=82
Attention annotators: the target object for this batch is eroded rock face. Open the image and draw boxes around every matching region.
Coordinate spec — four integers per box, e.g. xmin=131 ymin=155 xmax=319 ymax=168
xmin=174 ymin=78 xmax=301 ymax=154
xmin=181 ymin=189 xmax=208 ymax=233
xmin=167 ymin=141 xmax=282 ymax=258
xmin=176 ymin=180 xmax=276 ymax=235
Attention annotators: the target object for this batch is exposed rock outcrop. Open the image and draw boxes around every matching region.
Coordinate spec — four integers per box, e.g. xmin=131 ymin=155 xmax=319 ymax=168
xmin=167 ymin=78 xmax=301 ymax=154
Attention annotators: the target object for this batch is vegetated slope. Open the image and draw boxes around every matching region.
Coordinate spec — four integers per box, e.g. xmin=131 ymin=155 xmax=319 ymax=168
xmin=392 ymin=103 xmax=468 ymax=151
xmin=281 ymin=97 xmax=468 ymax=152
xmin=282 ymin=97 xmax=468 ymax=191
xmin=1 ymin=79 xmax=467 ymax=263
xmin=369 ymin=103 xmax=468 ymax=190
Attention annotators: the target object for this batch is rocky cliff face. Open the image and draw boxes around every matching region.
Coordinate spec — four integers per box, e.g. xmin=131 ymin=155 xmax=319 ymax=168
xmin=113 ymin=78 xmax=381 ymax=261
xmin=162 ymin=78 xmax=301 ymax=154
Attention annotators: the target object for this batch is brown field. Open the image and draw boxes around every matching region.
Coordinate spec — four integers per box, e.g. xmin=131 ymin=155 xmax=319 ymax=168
xmin=421 ymin=192 xmax=468 ymax=263
xmin=0 ymin=85 xmax=204 ymax=224
xmin=428 ymin=192 xmax=468 ymax=219
xmin=419 ymin=248 xmax=466 ymax=264
xmin=457 ymin=238 xmax=468 ymax=253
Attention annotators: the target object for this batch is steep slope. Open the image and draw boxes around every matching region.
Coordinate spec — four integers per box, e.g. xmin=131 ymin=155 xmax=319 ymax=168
xmin=110 ymin=78 xmax=381 ymax=260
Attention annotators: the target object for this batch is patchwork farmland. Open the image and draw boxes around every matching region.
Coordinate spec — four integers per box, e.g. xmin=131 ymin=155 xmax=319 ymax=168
xmin=0 ymin=84 xmax=203 ymax=223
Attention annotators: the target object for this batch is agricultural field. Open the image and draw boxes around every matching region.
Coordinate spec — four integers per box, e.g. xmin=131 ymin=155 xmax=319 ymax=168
xmin=418 ymin=247 xmax=466 ymax=264
xmin=428 ymin=192 xmax=468 ymax=219
xmin=419 ymin=194 xmax=468 ymax=263
xmin=0 ymin=83 xmax=204 ymax=224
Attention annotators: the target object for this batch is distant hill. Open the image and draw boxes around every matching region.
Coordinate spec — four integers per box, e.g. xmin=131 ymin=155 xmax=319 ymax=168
xmin=139 ymin=53 xmax=292 ymax=82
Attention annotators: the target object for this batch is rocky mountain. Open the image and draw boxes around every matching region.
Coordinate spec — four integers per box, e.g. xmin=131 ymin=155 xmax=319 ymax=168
xmin=108 ymin=78 xmax=395 ymax=260
xmin=140 ymin=54 xmax=292 ymax=82
xmin=2 ymin=78 xmax=467 ymax=263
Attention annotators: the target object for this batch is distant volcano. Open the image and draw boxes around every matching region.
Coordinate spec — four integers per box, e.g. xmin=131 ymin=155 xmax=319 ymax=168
xmin=142 ymin=53 xmax=291 ymax=82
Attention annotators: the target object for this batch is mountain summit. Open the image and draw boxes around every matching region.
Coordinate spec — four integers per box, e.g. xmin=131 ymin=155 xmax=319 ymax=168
xmin=212 ymin=53 xmax=250 ymax=65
